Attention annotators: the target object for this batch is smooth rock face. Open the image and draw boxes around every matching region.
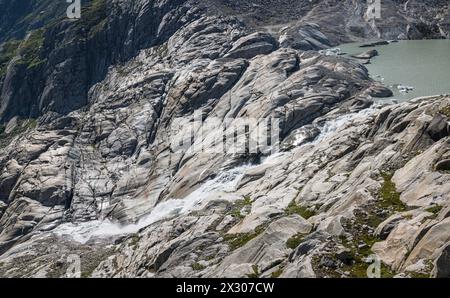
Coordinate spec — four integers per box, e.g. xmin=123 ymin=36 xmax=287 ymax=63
xmin=0 ymin=0 xmax=449 ymax=278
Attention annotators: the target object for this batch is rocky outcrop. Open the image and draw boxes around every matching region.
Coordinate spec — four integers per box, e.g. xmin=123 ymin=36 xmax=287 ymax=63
xmin=0 ymin=0 xmax=449 ymax=278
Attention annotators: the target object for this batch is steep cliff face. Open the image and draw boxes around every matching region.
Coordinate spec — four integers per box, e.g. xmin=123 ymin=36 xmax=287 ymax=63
xmin=0 ymin=0 xmax=198 ymax=122
xmin=0 ymin=0 xmax=449 ymax=278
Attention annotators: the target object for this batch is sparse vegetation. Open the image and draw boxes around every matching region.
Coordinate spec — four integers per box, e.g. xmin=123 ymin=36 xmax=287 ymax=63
xmin=346 ymin=259 xmax=395 ymax=278
xmin=81 ymin=0 xmax=108 ymax=38
xmin=17 ymin=29 xmax=46 ymax=69
xmin=439 ymin=105 xmax=450 ymax=117
xmin=408 ymin=271 xmax=430 ymax=278
xmin=128 ymin=234 xmax=141 ymax=248
xmin=378 ymin=173 xmax=406 ymax=212
xmin=223 ymin=225 xmax=265 ymax=250
xmin=426 ymin=205 xmax=443 ymax=216
xmin=285 ymin=200 xmax=316 ymax=219
xmin=311 ymin=170 xmax=412 ymax=278
xmin=246 ymin=264 xmax=260 ymax=278
xmin=0 ymin=39 xmax=21 ymax=79
xmin=286 ymin=233 xmax=306 ymax=249
xmin=191 ymin=262 xmax=206 ymax=271
xmin=228 ymin=197 xmax=252 ymax=219
xmin=333 ymin=208 xmax=397 ymax=278
xmin=270 ymin=266 xmax=284 ymax=278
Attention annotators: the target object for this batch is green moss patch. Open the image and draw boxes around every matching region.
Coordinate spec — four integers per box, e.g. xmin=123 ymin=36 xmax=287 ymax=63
xmin=0 ymin=39 xmax=21 ymax=79
xmin=426 ymin=205 xmax=443 ymax=216
xmin=80 ymin=0 xmax=108 ymax=38
xmin=228 ymin=197 xmax=252 ymax=219
xmin=191 ymin=262 xmax=206 ymax=271
xmin=378 ymin=173 xmax=406 ymax=212
xmin=224 ymin=225 xmax=265 ymax=250
xmin=439 ymin=106 xmax=450 ymax=117
xmin=347 ymin=260 xmax=395 ymax=278
xmin=408 ymin=271 xmax=430 ymax=278
xmin=246 ymin=265 xmax=260 ymax=278
xmin=286 ymin=233 xmax=306 ymax=250
xmin=270 ymin=266 xmax=284 ymax=278
xmin=128 ymin=234 xmax=141 ymax=248
xmin=285 ymin=200 xmax=316 ymax=219
xmin=17 ymin=29 xmax=46 ymax=70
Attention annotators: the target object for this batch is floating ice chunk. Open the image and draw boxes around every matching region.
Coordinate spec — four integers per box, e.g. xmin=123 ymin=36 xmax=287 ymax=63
xmin=397 ymin=85 xmax=415 ymax=93
xmin=319 ymin=48 xmax=342 ymax=56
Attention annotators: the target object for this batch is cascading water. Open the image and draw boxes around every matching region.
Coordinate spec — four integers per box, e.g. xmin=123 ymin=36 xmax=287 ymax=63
xmin=53 ymin=107 xmax=378 ymax=244
xmin=53 ymin=164 xmax=254 ymax=244
xmin=312 ymin=107 xmax=377 ymax=143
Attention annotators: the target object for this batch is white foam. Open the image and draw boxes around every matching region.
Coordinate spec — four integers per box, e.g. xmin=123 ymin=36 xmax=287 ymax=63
xmin=53 ymin=108 xmax=378 ymax=244
xmin=319 ymin=48 xmax=342 ymax=56
xmin=313 ymin=107 xmax=376 ymax=143
xmin=53 ymin=164 xmax=253 ymax=244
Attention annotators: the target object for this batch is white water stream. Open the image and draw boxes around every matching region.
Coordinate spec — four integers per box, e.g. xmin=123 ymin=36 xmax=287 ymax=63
xmin=53 ymin=164 xmax=253 ymax=243
xmin=313 ymin=107 xmax=377 ymax=143
xmin=53 ymin=107 xmax=378 ymax=244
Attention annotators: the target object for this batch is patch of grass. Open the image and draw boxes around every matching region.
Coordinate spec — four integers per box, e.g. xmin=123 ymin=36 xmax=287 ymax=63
xmin=0 ymin=39 xmax=21 ymax=79
xmin=425 ymin=205 xmax=443 ymax=219
xmin=338 ymin=219 xmax=396 ymax=278
xmin=426 ymin=205 xmax=443 ymax=215
xmin=223 ymin=225 xmax=265 ymax=250
xmin=128 ymin=234 xmax=140 ymax=248
xmin=191 ymin=262 xmax=206 ymax=271
xmin=286 ymin=233 xmax=306 ymax=249
xmin=439 ymin=106 xmax=450 ymax=117
xmin=81 ymin=0 xmax=108 ymax=38
xmin=346 ymin=260 xmax=395 ymax=278
xmin=323 ymin=235 xmax=396 ymax=278
xmin=316 ymin=172 xmax=408 ymax=278
xmin=246 ymin=265 xmax=260 ymax=278
xmin=378 ymin=173 xmax=406 ymax=212
xmin=17 ymin=29 xmax=46 ymax=70
xmin=346 ymin=212 xmax=380 ymax=257
xmin=270 ymin=266 xmax=284 ymax=278
xmin=228 ymin=197 xmax=252 ymax=219
xmin=285 ymin=200 xmax=316 ymax=219
xmin=408 ymin=271 xmax=430 ymax=278
xmin=366 ymin=213 xmax=384 ymax=229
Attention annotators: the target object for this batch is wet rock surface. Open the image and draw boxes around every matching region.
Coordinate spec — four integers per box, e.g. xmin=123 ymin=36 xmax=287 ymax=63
xmin=0 ymin=0 xmax=449 ymax=278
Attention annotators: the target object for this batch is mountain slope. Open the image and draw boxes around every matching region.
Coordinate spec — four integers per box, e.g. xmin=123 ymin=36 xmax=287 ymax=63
xmin=0 ymin=0 xmax=449 ymax=278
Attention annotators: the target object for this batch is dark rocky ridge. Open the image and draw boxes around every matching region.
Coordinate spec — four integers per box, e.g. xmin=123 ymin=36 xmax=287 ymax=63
xmin=0 ymin=0 xmax=200 ymax=122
